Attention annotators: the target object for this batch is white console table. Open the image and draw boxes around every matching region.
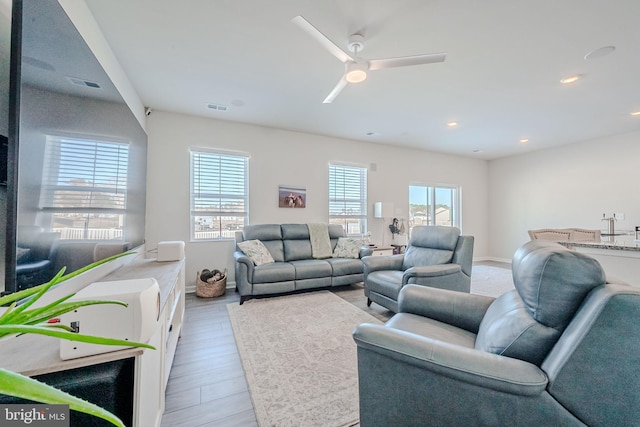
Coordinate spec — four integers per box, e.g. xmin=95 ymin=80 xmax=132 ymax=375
xmin=0 ymin=254 xmax=185 ymax=427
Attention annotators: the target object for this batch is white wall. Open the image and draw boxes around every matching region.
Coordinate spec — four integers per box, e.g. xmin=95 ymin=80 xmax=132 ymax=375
xmin=146 ymin=111 xmax=489 ymax=290
xmin=489 ymin=130 xmax=640 ymax=261
xmin=59 ymin=0 xmax=147 ymax=130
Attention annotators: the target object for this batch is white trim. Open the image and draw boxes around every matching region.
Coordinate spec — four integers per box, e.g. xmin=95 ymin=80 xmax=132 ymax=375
xmin=189 ymin=146 xmax=251 ymax=158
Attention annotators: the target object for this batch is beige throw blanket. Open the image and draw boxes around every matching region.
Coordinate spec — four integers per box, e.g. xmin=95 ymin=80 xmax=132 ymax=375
xmin=307 ymin=223 xmax=333 ymax=259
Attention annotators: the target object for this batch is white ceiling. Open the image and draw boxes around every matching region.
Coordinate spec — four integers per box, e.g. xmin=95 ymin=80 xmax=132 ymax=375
xmin=84 ymin=0 xmax=640 ymax=160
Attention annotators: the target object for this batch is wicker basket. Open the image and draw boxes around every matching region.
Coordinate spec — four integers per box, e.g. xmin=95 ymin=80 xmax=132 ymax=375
xmin=196 ymin=270 xmax=227 ymax=298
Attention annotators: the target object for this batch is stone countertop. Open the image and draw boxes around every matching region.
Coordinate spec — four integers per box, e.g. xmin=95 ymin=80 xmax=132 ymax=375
xmin=559 ymin=236 xmax=640 ymax=252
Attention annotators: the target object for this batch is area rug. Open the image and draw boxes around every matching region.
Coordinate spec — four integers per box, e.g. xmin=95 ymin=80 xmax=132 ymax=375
xmin=227 ymin=291 xmax=381 ymax=427
xmin=470 ymin=264 xmax=515 ymax=297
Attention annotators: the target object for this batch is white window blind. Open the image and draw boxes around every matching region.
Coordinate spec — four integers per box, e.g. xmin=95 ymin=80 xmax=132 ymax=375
xmin=39 ymin=136 xmax=129 ymax=240
xmin=329 ymin=164 xmax=367 ymax=235
xmin=41 ymin=136 xmax=129 ymax=211
xmin=190 ymin=150 xmax=248 ymax=240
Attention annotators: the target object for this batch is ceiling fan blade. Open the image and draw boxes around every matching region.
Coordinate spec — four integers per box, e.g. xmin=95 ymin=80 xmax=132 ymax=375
xmin=323 ymin=76 xmax=348 ymax=104
xmin=292 ymin=15 xmax=354 ymax=63
xmin=368 ymin=52 xmax=447 ymax=71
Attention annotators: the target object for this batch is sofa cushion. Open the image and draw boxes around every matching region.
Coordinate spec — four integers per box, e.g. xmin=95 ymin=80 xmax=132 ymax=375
xmin=237 ymin=240 xmax=275 ymax=266
xmin=332 ymin=237 xmax=361 ymax=259
xmin=475 ymin=290 xmax=560 ymax=365
xmin=243 ymin=224 xmax=282 ymax=241
xmin=326 ymin=257 xmax=364 ymax=276
xmin=366 ymin=270 xmax=405 ymax=300
xmin=252 ymin=262 xmax=295 ymax=283
xmin=241 ymin=224 xmax=285 ymax=262
xmin=281 ymin=224 xmax=309 ymax=239
xmin=289 ymin=259 xmax=332 ymax=280
xmin=283 ymin=240 xmax=313 ymax=261
xmin=387 ymin=313 xmax=477 ymax=348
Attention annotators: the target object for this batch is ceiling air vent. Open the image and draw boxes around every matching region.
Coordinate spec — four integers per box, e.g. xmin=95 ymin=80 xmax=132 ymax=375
xmin=66 ymin=76 xmax=101 ymax=89
xmin=206 ymin=103 xmax=229 ymax=112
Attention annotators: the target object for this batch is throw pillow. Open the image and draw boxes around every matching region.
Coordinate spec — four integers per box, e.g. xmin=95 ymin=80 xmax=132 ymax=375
xmin=332 ymin=237 xmax=361 ymax=259
xmin=237 ymin=239 xmax=275 ymax=266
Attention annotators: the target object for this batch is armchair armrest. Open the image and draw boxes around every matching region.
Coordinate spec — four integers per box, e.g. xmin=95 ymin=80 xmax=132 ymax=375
xmin=398 ymin=284 xmax=495 ymax=333
xmin=402 ymin=264 xmax=461 ymax=285
xmin=359 ymin=246 xmax=373 ymax=258
xmin=233 ymin=250 xmax=255 ymax=276
xmin=353 ymin=323 xmax=547 ymax=396
xmin=362 ymin=254 xmax=404 ymax=274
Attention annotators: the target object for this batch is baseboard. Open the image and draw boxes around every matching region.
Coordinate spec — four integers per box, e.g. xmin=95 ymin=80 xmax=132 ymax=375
xmin=186 ymin=280 xmax=236 ymax=294
xmin=474 ymin=256 xmax=512 ymax=264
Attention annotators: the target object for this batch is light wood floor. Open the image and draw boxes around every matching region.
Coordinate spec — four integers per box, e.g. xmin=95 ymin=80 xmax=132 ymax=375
xmin=161 ymin=262 xmax=509 ymax=427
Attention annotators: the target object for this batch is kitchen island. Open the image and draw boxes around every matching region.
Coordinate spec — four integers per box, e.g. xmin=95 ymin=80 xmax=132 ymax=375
xmin=560 ymin=235 xmax=640 ymax=287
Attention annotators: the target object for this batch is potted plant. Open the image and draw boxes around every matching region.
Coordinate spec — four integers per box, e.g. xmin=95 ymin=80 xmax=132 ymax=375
xmin=0 ymin=253 xmax=154 ymax=427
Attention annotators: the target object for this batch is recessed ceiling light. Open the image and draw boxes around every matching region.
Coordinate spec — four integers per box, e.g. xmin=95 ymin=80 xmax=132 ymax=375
xmin=447 ymin=121 xmax=458 ymax=127
xmin=519 ymin=138 xmax=529 ymax=144
xmin=560 ymin=75 xmax=582 ymax=84
xmin=631 ymin=111 xmax=640 ymax=116
xmin=584 ymin=46 xmax=616 ymax=61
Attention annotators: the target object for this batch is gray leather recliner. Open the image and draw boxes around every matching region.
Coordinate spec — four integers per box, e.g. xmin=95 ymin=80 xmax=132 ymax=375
xmin=353 ymin=240 xmax=640 ymax=426
xmin=363 ymin=226 xmax=474 ymax=312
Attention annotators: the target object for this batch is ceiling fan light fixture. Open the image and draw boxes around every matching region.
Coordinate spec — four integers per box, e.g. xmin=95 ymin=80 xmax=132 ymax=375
xmin=345 ymin=62 xmax=368 ymax=83
xmin=560 ymin=74 xmax=582 ymax=84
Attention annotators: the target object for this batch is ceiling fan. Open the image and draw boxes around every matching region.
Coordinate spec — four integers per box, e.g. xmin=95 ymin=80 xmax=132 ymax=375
xmin=291 ymin=15 xmax=447 ymax=103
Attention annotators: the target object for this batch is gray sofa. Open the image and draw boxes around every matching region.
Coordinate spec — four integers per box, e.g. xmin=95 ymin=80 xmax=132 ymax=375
xmin=234 ymin=224 xmax=373 ymax=304
xmin=353 ymin=240 xmax=640 ymax=426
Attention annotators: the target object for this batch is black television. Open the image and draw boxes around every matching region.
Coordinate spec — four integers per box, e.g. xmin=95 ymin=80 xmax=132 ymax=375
xmin=5 ymin=0 xmax=148 ymax=293
xmin=0 ymin=134 xmax=6 ymax=186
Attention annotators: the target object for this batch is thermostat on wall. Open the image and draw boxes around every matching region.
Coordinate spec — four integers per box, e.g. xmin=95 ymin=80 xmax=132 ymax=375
xmin=157 ymin=241 xmax=185 ymax=262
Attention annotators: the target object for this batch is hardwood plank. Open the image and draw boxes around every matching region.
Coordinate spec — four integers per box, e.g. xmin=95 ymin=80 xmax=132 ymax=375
xmin=162 ymin=264 xmax=509 ymax=426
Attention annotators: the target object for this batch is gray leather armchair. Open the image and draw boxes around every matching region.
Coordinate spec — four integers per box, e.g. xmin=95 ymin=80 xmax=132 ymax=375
xmin=363 ymin=226 xmax=474 ymax=312
xmin=353 ymin=240 xmax=640 ymax=427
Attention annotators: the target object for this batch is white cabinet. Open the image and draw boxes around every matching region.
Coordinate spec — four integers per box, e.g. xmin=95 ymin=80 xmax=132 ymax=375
xmin=84 ymin=255 xmax=186 ymax=427
xmin=0 ymin=254 xmax=185 ymax=427
xmin=121 ymin=260 xmax=185 ymax=427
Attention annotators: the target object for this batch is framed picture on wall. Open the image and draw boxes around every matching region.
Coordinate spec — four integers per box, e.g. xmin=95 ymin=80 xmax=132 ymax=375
xmin=279 ymin=185 xmax=306 ymax=208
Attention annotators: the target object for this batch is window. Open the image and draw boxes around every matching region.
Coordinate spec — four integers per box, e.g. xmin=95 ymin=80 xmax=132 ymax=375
xmin=329 ymin=164 xmax=367 ymax=235
xmin=190 ymin=149 xmax=248 ymax=240
xmin=40 ymin=135 xmax=129 ymax=240
xmin=409 ymin=185 xmax=460 ymax=233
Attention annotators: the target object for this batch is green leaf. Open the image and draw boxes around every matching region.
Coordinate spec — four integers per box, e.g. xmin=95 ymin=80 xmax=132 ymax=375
xmin=0 ymin=251 xmax=133 ymax=307
xmin=0 ymin=251 xmax=149 ymax=426
xmin=0 ymin=325 xmax=155 ymax=349
xmin=3 ymin=299 xmax=128 ymax=330
xmin=0 ymin=368 xmax=125 ymax=427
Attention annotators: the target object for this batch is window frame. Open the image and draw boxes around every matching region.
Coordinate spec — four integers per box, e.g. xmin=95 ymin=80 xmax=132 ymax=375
xmin=40 ymin=134 xmax=130 ymax=240
xmin=189 ymin=148 xmax=249 ymax=241
xmin=328 ymin=162 xmax=368 ymax=236
xmin=408 ymin=183 xmax=461 ymax=232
